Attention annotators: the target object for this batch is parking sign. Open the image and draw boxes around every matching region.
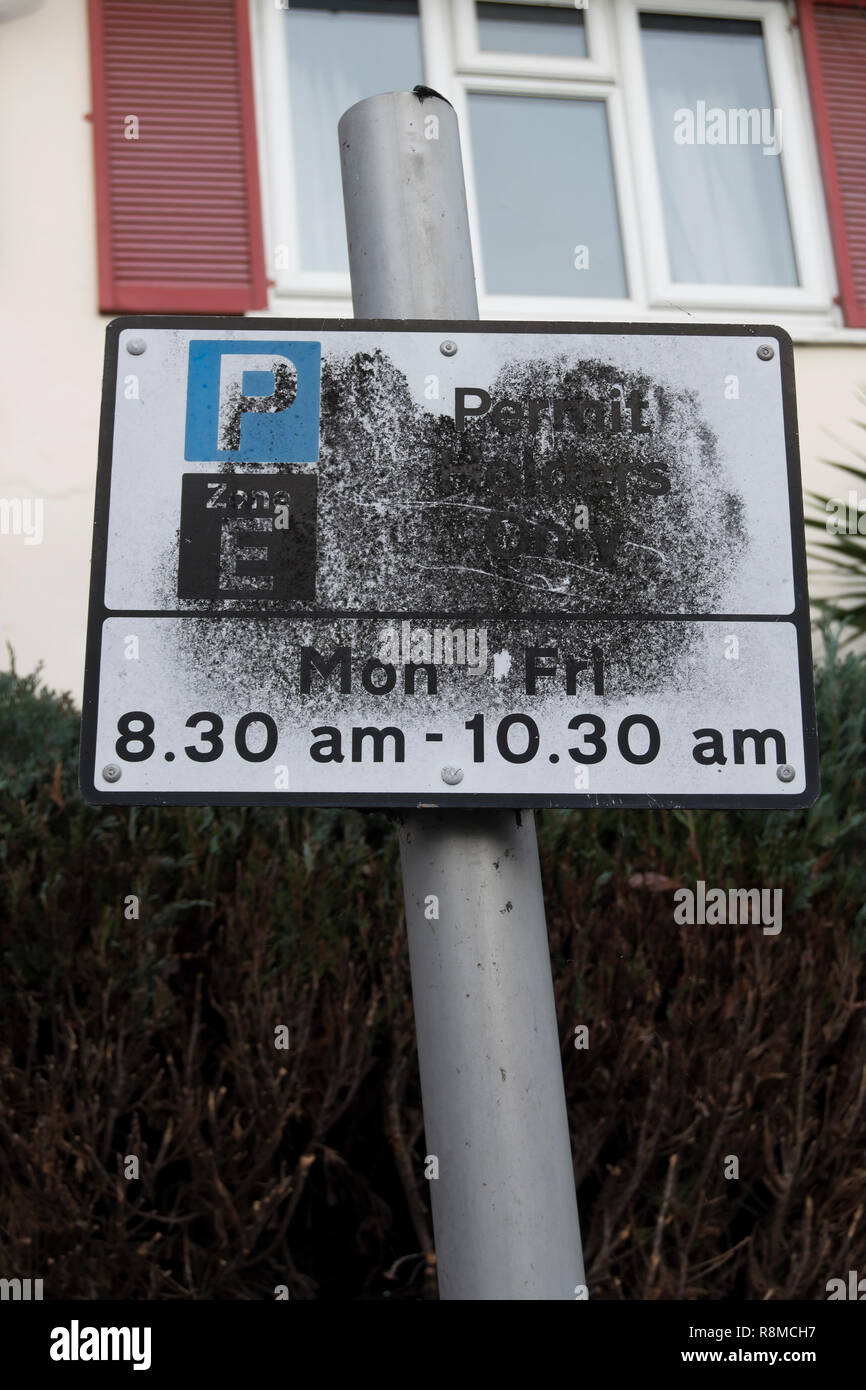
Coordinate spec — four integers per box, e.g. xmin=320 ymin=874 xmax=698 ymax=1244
xmin=80 ymin=317 xmax=819 ymax=808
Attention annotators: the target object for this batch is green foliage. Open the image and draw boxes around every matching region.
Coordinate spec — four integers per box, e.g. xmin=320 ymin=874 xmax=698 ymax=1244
xmin=539 ymin=624 xmax=866 ymax=933
xmin=0 ymin=646 xmax=79 ymax=799
xmin=804 ymin=387 xmax=866 ymax=638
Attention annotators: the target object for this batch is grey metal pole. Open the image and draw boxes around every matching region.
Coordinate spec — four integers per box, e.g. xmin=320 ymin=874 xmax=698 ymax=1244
xmin=339 ymin=90 xmax=585 ymax=1301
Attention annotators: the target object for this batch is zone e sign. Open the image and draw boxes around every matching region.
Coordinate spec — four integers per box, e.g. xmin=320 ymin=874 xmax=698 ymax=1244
xmin=80 ymin=317 xmax=818 ymax=809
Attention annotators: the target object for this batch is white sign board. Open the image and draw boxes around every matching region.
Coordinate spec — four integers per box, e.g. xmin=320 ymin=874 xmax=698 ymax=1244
xmin=81 ymin=318 xmax=818 ymax=808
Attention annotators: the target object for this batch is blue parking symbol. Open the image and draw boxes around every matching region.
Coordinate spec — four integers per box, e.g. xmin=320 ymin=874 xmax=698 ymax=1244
xmin=184 ymin=340 xmax=321 ymax=462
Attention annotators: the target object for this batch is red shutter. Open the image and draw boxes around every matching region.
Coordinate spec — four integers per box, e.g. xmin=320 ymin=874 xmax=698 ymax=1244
xmin=799 ymin=0 xmax=866 ymax=327
xmin=88 ymin=0 xmax=268 ymax=313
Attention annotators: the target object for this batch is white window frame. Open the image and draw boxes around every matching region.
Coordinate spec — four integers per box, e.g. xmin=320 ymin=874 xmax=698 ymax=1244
xmin=252 ymin=0 xmax=840 ymax=331
xmin=451 ymin=71 xmax=646 ymax=319
xmin=616 ymin=0 xmax=835 ymax=316
xmin=453 ymin=0 xmax=613 ymax=82
xmin=254 ymin=0 xmax=360 ymax=305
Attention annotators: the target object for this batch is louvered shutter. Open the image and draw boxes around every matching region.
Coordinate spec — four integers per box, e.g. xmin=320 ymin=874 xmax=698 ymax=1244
xmin=799 ymin=0 xmax=866 ymax=327
xmin=88 ymin=0 xmax=268 ymax=313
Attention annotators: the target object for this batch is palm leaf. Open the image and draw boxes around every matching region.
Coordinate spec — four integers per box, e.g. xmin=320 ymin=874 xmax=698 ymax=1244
xmin=803 ymin=404 xmax=866 ymax=638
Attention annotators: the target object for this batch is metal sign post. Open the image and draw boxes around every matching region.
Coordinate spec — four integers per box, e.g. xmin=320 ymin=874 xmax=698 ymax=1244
xmin=339 ymin=90 xmax=586 ymax=1300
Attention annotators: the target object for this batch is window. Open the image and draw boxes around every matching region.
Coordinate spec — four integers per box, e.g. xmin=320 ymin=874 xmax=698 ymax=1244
xmin=619 ymin=0 xmax=831 ymax=316
xmin=283 ymin=1 xmax=423 ymax=274
xmin=639 ymin=14 xmax=798 ymax=287
xmin=257 ymin=0 xmax=838 ymax=326
xmin=475 ymin=1 xmax=587 ymax=57
xmin=467 ymin=93 xmax=627 ymax=297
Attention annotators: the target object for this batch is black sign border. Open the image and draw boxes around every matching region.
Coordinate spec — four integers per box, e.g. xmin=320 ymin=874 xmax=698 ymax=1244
xmin=80 ymin=316 xmax=819 ymax=810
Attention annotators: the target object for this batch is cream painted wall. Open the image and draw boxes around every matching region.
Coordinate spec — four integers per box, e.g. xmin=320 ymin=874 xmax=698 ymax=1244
xmin=0 ymin=0 xmax=104 ymax=699
xmin=0 ymin=0 xmax=863 ymax=702
xmin=791 ymin=346 xmax=866 ymax=612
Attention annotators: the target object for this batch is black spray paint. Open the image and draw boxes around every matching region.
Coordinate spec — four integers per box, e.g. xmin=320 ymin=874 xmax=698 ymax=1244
xmin=156 ymin=347 xmax=748 ymax=703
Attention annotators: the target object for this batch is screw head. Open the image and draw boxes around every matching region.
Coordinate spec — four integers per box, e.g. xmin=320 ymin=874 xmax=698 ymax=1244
xmin=439 ymin=340 xmax=458 ymax=357
xmin=126 ymin=337 xmax=147 ymax=355
xmin=757 ymin=344 xmax=774 ymax=361
xmin=776 ymin=764 xmax=796 ymax=783
xmin=441 ymin=766 xmax=464 ymax=785
xmin=102 ymin=764 xmax=122 ymax=783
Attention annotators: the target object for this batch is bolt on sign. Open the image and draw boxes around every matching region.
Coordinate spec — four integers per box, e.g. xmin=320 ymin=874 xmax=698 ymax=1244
xmin=80 ymin=318 xmax=819 ymax=808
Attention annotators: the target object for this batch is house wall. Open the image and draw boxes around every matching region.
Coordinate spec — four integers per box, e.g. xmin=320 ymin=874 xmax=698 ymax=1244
xmin=0 ymin=0 xmax=862 ymax=698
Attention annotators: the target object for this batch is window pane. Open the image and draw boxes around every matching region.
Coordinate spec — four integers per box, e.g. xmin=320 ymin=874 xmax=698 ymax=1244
xmin=476 ymin=2 xmax=587 ymax=58
xmin=639 ymin=14 xmax=798 ymax=286
xmin=468 ymin=94 xmax=627 ymax=297
xmin=285 ymin=1 xmax=423 ymax=273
